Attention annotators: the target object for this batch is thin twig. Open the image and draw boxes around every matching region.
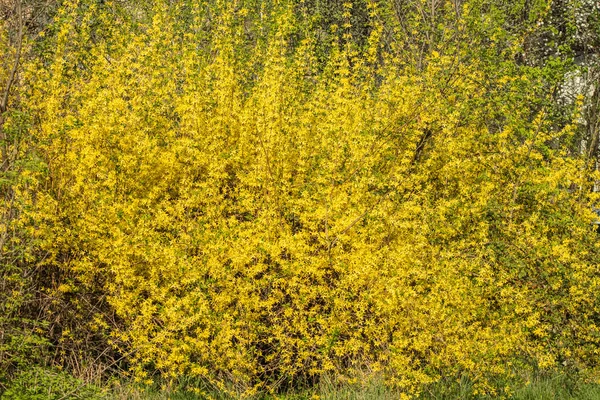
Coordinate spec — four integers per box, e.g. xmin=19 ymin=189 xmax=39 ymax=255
xmin=0 ymin=0 xmax=23 ymax=114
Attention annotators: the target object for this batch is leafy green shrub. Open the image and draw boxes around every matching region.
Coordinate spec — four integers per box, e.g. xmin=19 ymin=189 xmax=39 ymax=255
xmin=1 ymin=367 xmax=105 ymax=400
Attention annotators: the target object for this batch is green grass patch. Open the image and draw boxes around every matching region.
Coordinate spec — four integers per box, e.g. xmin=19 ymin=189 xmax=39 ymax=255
xmin=3 ymin=369 xmax=600 ymax=399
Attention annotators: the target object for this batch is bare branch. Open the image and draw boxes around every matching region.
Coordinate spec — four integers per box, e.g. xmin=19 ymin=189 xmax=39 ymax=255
xmin=0 ymin=0 xmax=23 ymax=114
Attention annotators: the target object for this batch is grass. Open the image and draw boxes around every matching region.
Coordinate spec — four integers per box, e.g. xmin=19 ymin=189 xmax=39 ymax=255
xmin=509 ymin=375 xmax=600 ymax=400
xmin=4 ymin=368 xmax=600 ymax=399
xmin=103 ymin=372 xmax=600 ymax=400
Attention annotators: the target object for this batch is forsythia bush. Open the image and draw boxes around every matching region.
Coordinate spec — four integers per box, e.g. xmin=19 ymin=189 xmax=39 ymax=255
xmin=7 ymin=0 xmax=600 ymax=396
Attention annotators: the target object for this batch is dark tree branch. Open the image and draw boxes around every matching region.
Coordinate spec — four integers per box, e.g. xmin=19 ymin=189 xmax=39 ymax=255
xmin=0 ymin=0 xmax=24 ymax=115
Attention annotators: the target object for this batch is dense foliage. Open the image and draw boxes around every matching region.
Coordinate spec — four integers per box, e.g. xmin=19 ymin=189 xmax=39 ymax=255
xmin=1 ymin=0 xmax=600 ymax=397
